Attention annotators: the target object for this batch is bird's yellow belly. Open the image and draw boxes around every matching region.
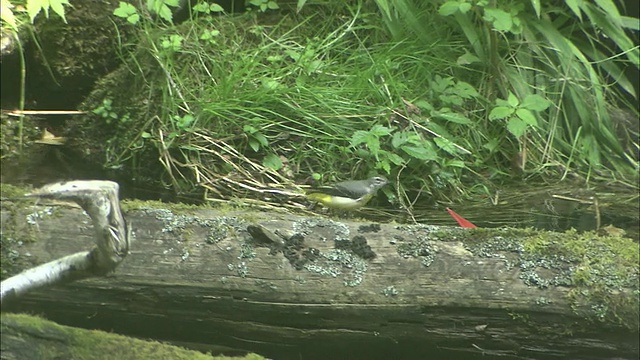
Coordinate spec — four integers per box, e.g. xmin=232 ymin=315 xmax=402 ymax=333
xmin=306 ymin=193 xmax=373 ymax=210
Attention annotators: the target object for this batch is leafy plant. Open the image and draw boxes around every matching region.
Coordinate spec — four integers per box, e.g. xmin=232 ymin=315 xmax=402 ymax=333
xmin=93 ymin=99 xmax=131 ymax=125
xmin=438 ymin=0 xmax=638 ymax=173
xmin=160 ymin=33 xmax=183 ymax=51
xmin=372 ymin=0 xmax=638 ymax=180
xmin=243 ymin=124 xmax=269 ymax=152
xmin=247 ymin=0 xmax=279 ymax=12
xmin=147 ymin=0 xmax=181 ymax=23
xmin=350 ymin=124 xmax=399 ymax=174
xmin=199 ymin=28 xmax=220 ymax=43
xmin=113 ymin=2 xmax=140 ymax=25
xmin=1 ymin=0 xmax=18 ymax=31
xmin=193 ymin=2 xmax=224 ymax=14
xmin=26 ymin=0 xmax=71 ymax=24
xmin=93 ymin=99 xmax=118 ymax=121
xmin=489 ymin=92 xmax=551 ymax=138
xmin=173 ymin=114 xmax=195 ymax=131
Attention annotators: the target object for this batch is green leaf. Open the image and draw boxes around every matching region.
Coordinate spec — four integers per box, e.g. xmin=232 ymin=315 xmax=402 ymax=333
xmin=426 ymin=121 xmax=454 ymax=139
xmin=456 ymin=51 xmax=480 ymax=65
xmin=621 ymin=16 xmax=640 ymax=31
xmin=515 ymin=108 xmax=538 ymax=127
xmin=438 ymin=1 xmax=460 ymax=16
xmin=157 ymin=4 xmax=173 ymax=23
xmin=210 ymin=3 xmax=224 ymax=12
xmin=401 ymin=144 xmax=436 ymax=161
xmin=249 ymin=138 xmax=260 ymax=152
xmin=114 ymin=2 xmax=137 ymax=17
xmin=520 ymin=94 xmax=550 ymax=111
xmin=482 ymin=138 xmax=499 ymax=152
xmin=391 ymin=131 xmax=408 ymax=148
xmin=386 ymin=152 xmax=406 ymax=165
xmin=254 ymin=133 xmax=268 ymax=148
xmin=530 ymin=0 xmax=540 ymax=18
xmin=488 ymin=106 xmax=514 ymax=120
xmin=127 ymin=13 xmax=140 ymax=24
xmin=445 ymin=159 xmax=466 ymax=168
xmin=178 ymin=114 xmax=195 ymax=129
xmin=285 ymin=50 xmax=301 ymax=61
xmin=582 ymin=44 xmax=637 ymax=97
xmin=243 ymin=125 xmax=257 ymax=134
xmin=507 ymin=92 xmax=519 ymax=107
xmin=263 ymin=153 xmax=282 ymax=170
xmin=433 ymin=137 xmax=458 ymax=155
xmin=414 ymin=100 xmax=433 ymax=111
xmin=439 ymin=94 xmax=463 ymax=106
xmin=432 ymin=75 xmax=454 ymax=93
xmin=297 ymin=0 xmax=308 ymax=13
xmin=350 ymin=130 xmax=371 ymax=147
xmin=594 ymin=0 xmax=621 ymax=22
xmin=306 ymin=59 xmax=323 ymax=73
xmin=50 ymin=0 xmax=70 ymax=23
xmin=506 ymin=117 xmax=527 ymax=138
xmin=458 ymin=2 xmax=471 ymax=13
xmin=367 ymin=137 xmax=382 ymax=156
xmin=373 ymin=0 xmax=391 ymax=20
xmin=435 ymin=111 xmax=472 ymax=124
xmin=454 ymin=81 xmax=479 ymax=98
xmin=495 ymin=98 xmax=510 ymax=107
xmin=483 ymin=8 xmax=512 ymax=32
xmin=369 ymin=124 xmax=393 ymax=137
xmin=193 ymin=2 xmax=210 ymax=13
xmin=581 ymin=135 xmax=602 ymax=166
xmin=262 ymin=77 xmax=281 ymax=90
xmin=565 ymin=0 xmax=582 ymax=20
xmin=454 ymin=11 xmax=485 ymax=59
xmin=376 ymin=159 xmax=391 ymax=174
xmin=351 ymin=128 xmax=382 ymax=156
xmin=1 ymin=0 xmax=18 ymax=30
xmin=27 ymin=0 xmax=49 ymax=23
xmin=580 ymin=2 xmax=637 ymax=65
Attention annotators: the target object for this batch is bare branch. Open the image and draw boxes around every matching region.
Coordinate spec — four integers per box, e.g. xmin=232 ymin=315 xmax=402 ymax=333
xmin=1 ymin=181 xmax=130 ymax=303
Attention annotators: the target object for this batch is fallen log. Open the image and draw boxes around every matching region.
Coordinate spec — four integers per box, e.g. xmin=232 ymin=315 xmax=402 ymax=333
xmin=1 ymin=199 xmax=638 ymax=359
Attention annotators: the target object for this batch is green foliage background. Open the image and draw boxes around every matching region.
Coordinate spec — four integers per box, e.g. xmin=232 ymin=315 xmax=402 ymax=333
xmin=10 ymin=0 xmax=636 ymax=210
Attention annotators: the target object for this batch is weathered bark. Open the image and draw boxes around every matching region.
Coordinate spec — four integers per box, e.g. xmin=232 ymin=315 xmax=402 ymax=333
xmin=1 ymin=202 xmax=638 ymax=360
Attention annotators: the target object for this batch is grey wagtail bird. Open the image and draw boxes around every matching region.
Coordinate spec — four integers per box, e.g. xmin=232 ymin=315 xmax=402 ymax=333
xmin=306 ymin=176 xmax=388 ymax=210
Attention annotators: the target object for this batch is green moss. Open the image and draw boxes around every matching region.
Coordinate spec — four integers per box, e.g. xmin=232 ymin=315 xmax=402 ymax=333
xmin=0 ymin=183 xmax=33 ymax=201
xmin=523 ymin=229 xmax=638 ymax=329
xmin=120 ymin=199 xmax=207 ymax=213
xmin=462 ymin=227 xmax=639 ymax=330
xmin=2 ymin=313 xmax=266 ymax=360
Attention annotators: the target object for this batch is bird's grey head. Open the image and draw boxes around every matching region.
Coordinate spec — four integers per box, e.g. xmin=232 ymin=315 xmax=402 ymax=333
xmin=367 ymin=176 xmax=388 ymax=190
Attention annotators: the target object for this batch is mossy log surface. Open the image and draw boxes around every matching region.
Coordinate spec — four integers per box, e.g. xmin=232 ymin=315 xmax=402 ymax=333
xmin=0 ymin=313 xmax=265 ymax=360
xmin=1 ymin=201 xmax=638 ymax=360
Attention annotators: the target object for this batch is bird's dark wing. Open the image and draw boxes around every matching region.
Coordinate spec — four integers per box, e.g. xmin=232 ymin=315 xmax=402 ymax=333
xmin=307 ymin=186 xmax=353 ymax=198
xmin=334 ymin=180 xmax=370 ymax=199
xmin=307 ymin=181 xmax=367 ymax=199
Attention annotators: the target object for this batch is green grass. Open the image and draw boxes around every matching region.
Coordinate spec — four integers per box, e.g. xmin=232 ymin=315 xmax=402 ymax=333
xmin=69 ymin=0 xmax=639 ymax=214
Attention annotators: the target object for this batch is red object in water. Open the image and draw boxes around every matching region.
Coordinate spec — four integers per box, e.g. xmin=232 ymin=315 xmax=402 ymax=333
xmin=446 ymin=208 xmax=477 ymax=228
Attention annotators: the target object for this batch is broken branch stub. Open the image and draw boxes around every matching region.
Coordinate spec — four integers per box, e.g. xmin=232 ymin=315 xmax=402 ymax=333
xmin=1 ymin=181 xmax=131 ymax=303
